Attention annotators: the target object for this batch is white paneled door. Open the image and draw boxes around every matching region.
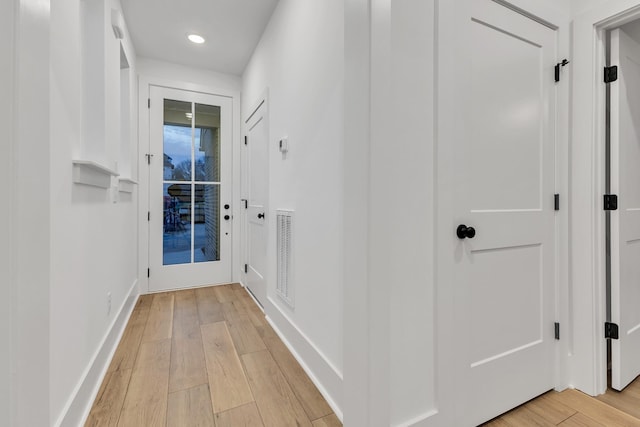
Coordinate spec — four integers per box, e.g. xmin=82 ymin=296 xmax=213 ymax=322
xmin=610 ymin=28 xmax=640 ymax=391
xmin=453 ymin=1 xmax=557 ymax=424
xmin=148 ymin=86 xmax=232 ymax=292
xmin=244 ymin=100 xmax=268 ymax=306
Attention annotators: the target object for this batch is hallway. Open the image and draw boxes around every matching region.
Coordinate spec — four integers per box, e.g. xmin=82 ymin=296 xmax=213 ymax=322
xmin=85 ymin=284 xmax=340 ymax=426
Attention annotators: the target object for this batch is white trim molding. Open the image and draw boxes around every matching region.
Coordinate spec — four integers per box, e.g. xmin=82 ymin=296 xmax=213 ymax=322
xmin=570 ymin=0 xmax=640 ymax=397
xmin=72 ymin=160 xmax=119 ymax=189
xmin=266 ymin=301 xmax=343 ymax=421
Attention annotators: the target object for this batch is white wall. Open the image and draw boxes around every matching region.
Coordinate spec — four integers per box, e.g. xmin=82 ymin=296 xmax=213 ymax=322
xmin=137 ymin=57 xmax=242 ymax=93
xmin=242 ymin=0 xmax=344 ymax=414
xmin=343 ymin=0 xmax=371 ymax=424
xmin=387 ymin=1 xmax=437 ymax=424
xmin=135 ymin=57 xmax=242 ymax=291
xmin=571 ymin=0 xmax=609 ymax=16
xmin=11 ymin=0 xmax=51 ymax=426
xmin=0 ymin=1 xmax=15 ymax=425
xmin=49 ymin=0 xmax=139 ymax=424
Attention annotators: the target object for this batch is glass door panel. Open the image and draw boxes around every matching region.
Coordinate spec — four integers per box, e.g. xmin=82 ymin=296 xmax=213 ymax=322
xmin=195 ymin=184 xmax=220 ymax=263
xmin=163 ymin=183 xmax=192 ymax=265
xmin=195 ymin=103 xmax=221 ymax=182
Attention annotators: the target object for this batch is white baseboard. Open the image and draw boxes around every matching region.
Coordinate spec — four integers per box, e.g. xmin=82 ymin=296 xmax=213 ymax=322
xmin=265 ymin=298 xmax=343 ymax=421
xmin=393 ymin=409 xmax=439 ymax=427
xmin=55 ymin=279 xmax=139 ymax=427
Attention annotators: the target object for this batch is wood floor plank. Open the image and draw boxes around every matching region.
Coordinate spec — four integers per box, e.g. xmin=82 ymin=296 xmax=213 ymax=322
xmin=136 ymin=294 xmax=154 ymax=310
xmin=201 ymin=321 xmax=253 ymax=413
xmin=525 ymin=392 xmax=577 ymax=424
xmin=141 ymin=293 xmax=174 ymax=342
xmin=223 ymin=302 xmax=267 ymax=355
xmin=215 ymin=402 xmax=265 ymax=427
xmin=549 ymin=389 xmax=640 ymax=427
xmin=166 ymin=384 xmax=214 ymax=427
xmin=169 ymin=290 xmax=208 ymax=393
xmin=559 ymin=413 xmax=606 ymax=427
xmin=312 ymin=414 xmax=342 ymax=427
xmin=195 ymin=287 xmax=224 ymax=324
xmin=263 ymin=335 xmax=332 ymax=420
xmin=500 ymin=406 xmax=556 ymax=427
xmin=108 ymin=304 xmax=150 ymax=372
xmin=214 ymin=284 xmax=237 ymax=303
xmin=242 ymin=350 xmax=312 ymax=427
xmin=85 ymin=369 xmax=132 ymax=427
xmin=169 ymin=336 xmax=208 ymax=393
xmin=233 ymin=289 xmax=276 ymax=339
xmin=172 ymin=290 xmax=199 ymax=339
xmin=482 ymin=418 xmax=513 ymax=427
xmin=597 ymin=386 xmax=640 ymax=420
xmin=117 ymin=339 xmax=171 ymax=427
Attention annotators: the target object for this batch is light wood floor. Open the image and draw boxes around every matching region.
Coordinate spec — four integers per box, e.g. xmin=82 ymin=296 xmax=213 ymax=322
xmin=483 ymin=378 xmax=640 ymax=426
xmin=85 ymin=283 xmax=341 ymax=427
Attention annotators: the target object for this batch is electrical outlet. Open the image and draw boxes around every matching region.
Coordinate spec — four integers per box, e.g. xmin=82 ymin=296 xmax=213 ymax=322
xmin=107 ymin=292 xmax=112 ymax=316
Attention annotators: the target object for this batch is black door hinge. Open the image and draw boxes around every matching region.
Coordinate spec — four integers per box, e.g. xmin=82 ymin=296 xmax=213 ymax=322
xmin=605 ymin=322 xmax=619 ymax=339
xmin=555 ymin=59 xmax=570 ymax=82
xmin=148 ymin=211 xmax=150 ymax=221
xmin=244 ymin=136 xmax=248 ymax=145
xmin=554 ymin=194 xmax=560 ymax=211
xmin=554 ymin=322 xmax=560 ymax=340
xmin=244 ymin=264 xmax=248 ymax=274
xmin=147 ymin=268 xmax=150 ymax=278
xmin=604 ymin=194 xmax=618 ymax=210
xmin=241 ymin=199 xmax=248 ymax=209
xmin=148 ymin=98 xmax=150 ymax=109
xmin=605 ymin=66 xmax=618 ymax=83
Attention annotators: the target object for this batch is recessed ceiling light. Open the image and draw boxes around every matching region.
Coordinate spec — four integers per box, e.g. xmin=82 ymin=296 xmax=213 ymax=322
xmin=187 ymin=34 xmax=205 ymax=44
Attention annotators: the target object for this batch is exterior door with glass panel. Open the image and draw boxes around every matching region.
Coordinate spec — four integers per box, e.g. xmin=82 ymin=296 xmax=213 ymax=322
xmin=148 ymin=86 xmax=232 ymax=292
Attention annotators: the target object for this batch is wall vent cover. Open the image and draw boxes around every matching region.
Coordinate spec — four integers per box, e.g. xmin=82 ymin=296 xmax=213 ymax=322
xmin=276 ymin=209 xmax=294 ymax=308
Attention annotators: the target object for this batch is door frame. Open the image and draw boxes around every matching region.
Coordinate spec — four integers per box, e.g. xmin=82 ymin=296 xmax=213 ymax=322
xmin=137 ymin=76 xmax=241 ymax=293
xmin=240 ymin=89 xmax=270 ymax=301
xmin=343 ymin=0 xmax=571 ymax=425
xmin=436 ymin=0 xmax=570 ymax=422
xmin=572 ymin=0 xmax=640 ymax=396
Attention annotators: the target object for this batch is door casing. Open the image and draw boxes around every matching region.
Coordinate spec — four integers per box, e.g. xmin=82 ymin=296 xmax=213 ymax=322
xmin=573 ymin=1 xmax=640 ymax=396
xmin=138 ymin=76 xmax=242 ymax=293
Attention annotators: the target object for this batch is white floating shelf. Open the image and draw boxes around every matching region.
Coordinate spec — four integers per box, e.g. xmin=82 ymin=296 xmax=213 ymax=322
xmin=72 ymin=160 xmax=119 ymax=189
xmin=118 ymin=177 xmax=138 ymax=193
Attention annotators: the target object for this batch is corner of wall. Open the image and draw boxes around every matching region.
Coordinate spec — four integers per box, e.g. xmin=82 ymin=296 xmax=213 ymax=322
xmin=54 ymin=281 xmax=139 ymax=427
xmin=265 ymin=304 xmax=344 ymax=420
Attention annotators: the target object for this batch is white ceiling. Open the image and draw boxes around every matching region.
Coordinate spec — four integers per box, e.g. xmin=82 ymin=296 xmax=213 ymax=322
xmin=120 ymin=0 xmax=280 ymax=76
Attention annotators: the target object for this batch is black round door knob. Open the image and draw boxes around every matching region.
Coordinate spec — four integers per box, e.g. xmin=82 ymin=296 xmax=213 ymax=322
xmin=224 ymin=215 xmax=230 ymax=220
xmin=456 ymin=224 xmax=476 ymax=239
xmin=258 ymin=213 xmax=265 ymax=219
xmin=224 ymin=204 xmax=230 ymax=210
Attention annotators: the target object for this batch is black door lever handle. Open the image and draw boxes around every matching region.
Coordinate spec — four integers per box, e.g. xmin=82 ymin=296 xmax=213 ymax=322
xmin=258 ymin=213 xmax=265 ymax=219
xmin=457 ymin=224 xmax=476 ymax=239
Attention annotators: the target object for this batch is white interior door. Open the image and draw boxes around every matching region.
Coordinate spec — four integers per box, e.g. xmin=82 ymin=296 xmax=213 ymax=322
xmin=610 ymin=28 xmax=640 ymax=391
xmin=244 ymin=101 xmax=268 ymax=305
xmin=454 ymin=1 xmax=557 ymax=424
xmin=148 ymin=86 xmax=233 ymax=292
